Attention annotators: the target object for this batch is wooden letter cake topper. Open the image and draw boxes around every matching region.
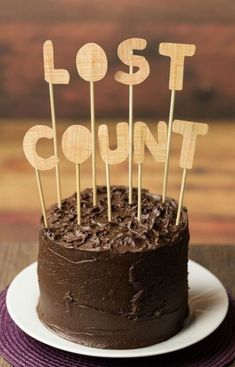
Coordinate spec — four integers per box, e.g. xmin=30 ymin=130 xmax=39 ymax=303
xmin=23 ymin=125 xmax=58 ymax=227
xmin=98 ymin=122 xmax=129 ymax=221
xmin=115 ymin=38 xmax=150 ymax=204
xmin=23 ymin=38 xmax=209 ymax=230
xmin=134 ymin=121 xmax=167 ymax=221
xmin=76 ymin=43 xmax=108 ymax=207
xmin=115 ymin=38 xmax=150 ymax=86
xmin=43 ymin=40 xmax=70 ymax=209
xmin=62 ymin=125 xmax=92 ymax=225
xmin=173 ymin=120 xmax=208 ymax=225
xmin=43 ymin=40 xmax=70 ymax=84
xmin=159 ymin=43 xmax=196 ymax=203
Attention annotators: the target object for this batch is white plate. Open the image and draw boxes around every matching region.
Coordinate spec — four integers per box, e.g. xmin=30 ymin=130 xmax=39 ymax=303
xmin=6 ymin=260 xmax=228 ymax=358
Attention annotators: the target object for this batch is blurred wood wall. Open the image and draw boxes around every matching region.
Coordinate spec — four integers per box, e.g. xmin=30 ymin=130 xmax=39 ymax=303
xmin=0 ymin=0 xmax=234 ymax=119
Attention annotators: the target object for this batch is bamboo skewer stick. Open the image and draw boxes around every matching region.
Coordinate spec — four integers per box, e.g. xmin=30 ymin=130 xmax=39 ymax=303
xmin=76 ymin=163 xmax=81 ymax=225
xmin=162 ymin=89 xmax=175 ymax=202
xmin=159 ymin=42 xmax=196 ymax=202
xmin=137 ymin=163 xmax=142 ymax=221
xmin=35 ymin=168 xmax=48 ymax=228
xmin=76 ymin=43 xmax=108 ymax=206
xmin=62 ymin=125 xmax=92 ymax=225
xmin=114 ymin=38 xmax=150 ymax=204
xmin=23 ymin=40 xmax=210 ymax=233
xmin=23 ymin=125 xmax=58 ymax=228
xmin=105 ymin=161 xmax=112 ymax=222
xmin=90 ymin=81 xmax=97 ymax=206
xmin=175 ymin=168 xmax=187 ymax=225
xmin=98 ymin=123 xmax=129 ymax=221
xmin=49 ymin=82 xmax=62 ymax=208
xmin=43 ymin=40 xmax=70 ymax=208
xmin=128 ymin=65 xmax=133 ymax=204
xmin=134 ymin=121 xmax=168 ymax=221
xmin=173 ymin=119 xmax=209 ymax=225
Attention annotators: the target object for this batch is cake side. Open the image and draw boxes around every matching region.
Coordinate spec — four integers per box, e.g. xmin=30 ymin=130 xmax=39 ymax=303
xmin=37 ymin=186 xmax=189 ymax=349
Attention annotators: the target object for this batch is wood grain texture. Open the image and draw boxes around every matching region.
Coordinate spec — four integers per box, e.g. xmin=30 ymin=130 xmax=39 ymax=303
xmin=159 ymin=43 xmax=196 ymax=91
xmin=98 ymin=122 xmax=129 ymax=164
xmin=0 ymin=243 xmax=234 ymax=366
xmin=173 ymin=120 xmax=208 ymax=169
xmin=114 ymin=38 xmax=150 ymax=86
xmin=134 ymin=121 xmax=167 ymax=164
xmin=76 ymin=43 xmax=108 ymax=82
xmin=23 ymin=125 xmax=58 ymax=170
xmin=62 ymin=125 xmax=92 ymax=164
xmin=43 ymin=40 xmax=70 ymax=84
xmin=0 ymin=120 xmax=235 ymax=245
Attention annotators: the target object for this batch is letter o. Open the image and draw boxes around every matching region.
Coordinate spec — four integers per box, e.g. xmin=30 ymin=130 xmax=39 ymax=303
xmin=62 ymin=125 xmax=92 ymax=164
xmin=76 ymin=43 xmax=108 ymax=82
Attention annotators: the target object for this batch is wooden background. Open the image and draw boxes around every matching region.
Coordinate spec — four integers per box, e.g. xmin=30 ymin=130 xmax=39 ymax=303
xmin=0 ymin=0 xmax=235 ymax=118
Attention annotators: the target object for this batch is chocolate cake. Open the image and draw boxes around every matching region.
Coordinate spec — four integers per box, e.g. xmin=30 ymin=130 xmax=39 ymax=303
xmin=37 ymin=186 xmax=189 ymax=349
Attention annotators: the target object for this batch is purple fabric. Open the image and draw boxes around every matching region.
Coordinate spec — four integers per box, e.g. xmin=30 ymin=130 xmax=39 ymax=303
xmin=0 ymin=288 xmax=235 ymax=367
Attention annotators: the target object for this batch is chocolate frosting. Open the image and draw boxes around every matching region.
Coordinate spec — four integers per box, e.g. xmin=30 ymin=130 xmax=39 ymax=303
xmin=43 ymin=186 xmax=188 ymax=253
xmin=37 ymin=186 xmax=189 ymax=349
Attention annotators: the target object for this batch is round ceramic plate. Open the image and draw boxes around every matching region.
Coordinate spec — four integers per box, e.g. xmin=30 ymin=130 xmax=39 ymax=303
xmin=6 ymin=260 xmax=228 ymax=358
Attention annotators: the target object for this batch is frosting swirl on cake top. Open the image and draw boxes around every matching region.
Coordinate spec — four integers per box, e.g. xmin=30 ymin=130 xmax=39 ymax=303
xmin=43 ymin=186 xmax=188 ymax=253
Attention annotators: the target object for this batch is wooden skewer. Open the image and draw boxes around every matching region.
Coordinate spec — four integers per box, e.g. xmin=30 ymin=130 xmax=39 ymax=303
xmin=105 ymin=161 xmax=112 ymax=222
xmin=62 ymin=125 xmax=92 ymax=225
xmin=43 ymin=40 xmax=70 ymax=208
xmin=35 ymin=168 xmax=48 ymax=227
xmin=159 ymin=42 xmax=196 ymax=202
xmin=23 ymin=125 xmax=58 ymax=228
xmin=128 ymin=64 xmax=133 ymax=204
xmin=98 ymin=122 xmax=129 ymax=221
xmin=162 ymin=89 xmax=175 ymax=202
xmin=76 ymin=43 xmax=108 ymax=207
xmin=114 ymin=38 xmax=150 ymax=204
xmin=175 ymin=168 xmax=187 ymax=225
xmin=173 ymin=119 xmax=209 ymax=225
xmin=134 ymin=121 xmax=167 ymax=219
xmin=137 ymin=163 xmax=142 ymax=221
xmin=48 ymin=82 xmax=62 ymax=208
xmin=76 ymin=163 xmax=81 ymax=225
xmin=90 ymin=80 xmax=97 ymax=206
